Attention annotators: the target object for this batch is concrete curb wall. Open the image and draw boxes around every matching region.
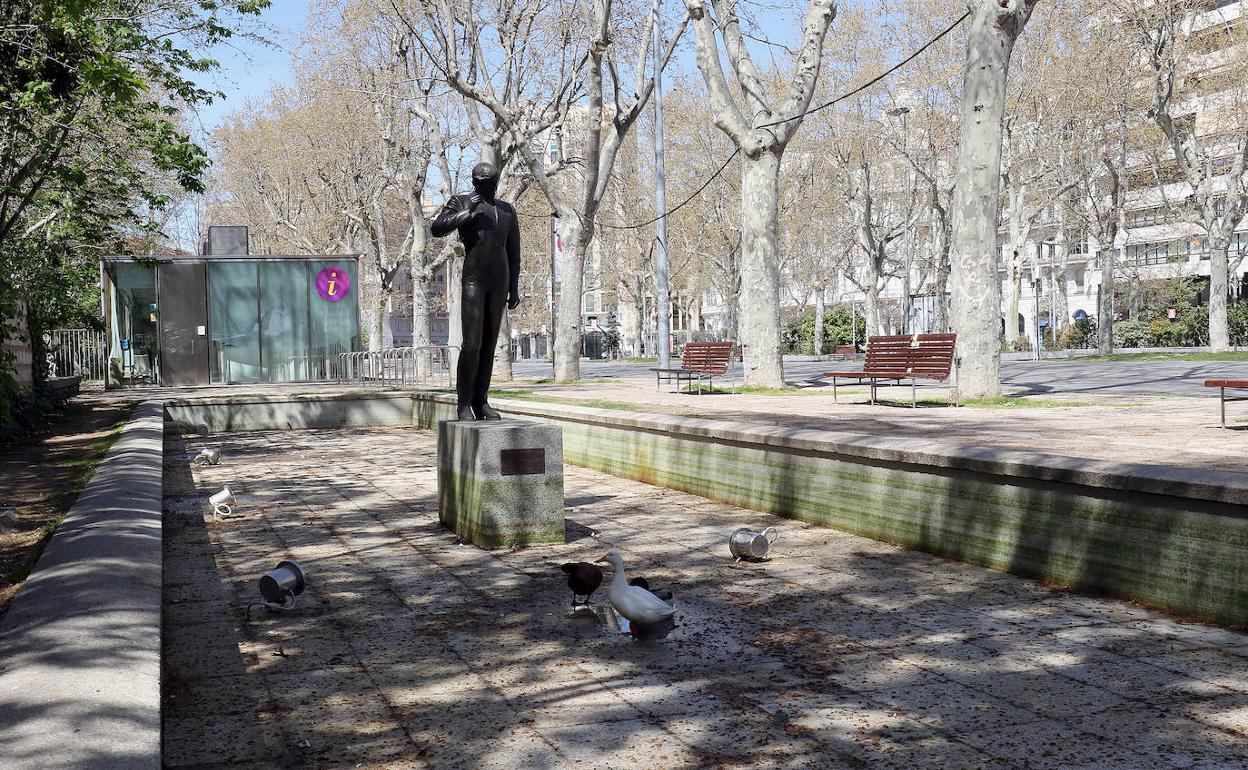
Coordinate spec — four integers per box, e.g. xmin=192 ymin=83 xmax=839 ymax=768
xmin=0 ymin=400 xmax=164 ymax=769
xmin=163 ymin=390 xmax=417 ymax=434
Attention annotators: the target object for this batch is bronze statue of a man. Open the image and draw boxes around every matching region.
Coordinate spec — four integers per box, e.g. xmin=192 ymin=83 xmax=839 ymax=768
xmin=431 ymin=162 xmax=521 ymax=421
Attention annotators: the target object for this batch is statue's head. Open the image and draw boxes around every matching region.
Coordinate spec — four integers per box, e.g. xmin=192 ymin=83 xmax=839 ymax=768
xmin=471 ymin=162 xmax=500 ymax=200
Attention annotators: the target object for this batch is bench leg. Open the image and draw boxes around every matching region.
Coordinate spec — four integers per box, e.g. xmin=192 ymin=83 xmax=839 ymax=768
xmin=833 ymin=378 xmax=838 ymax=403
xmin=1222 ymin=386 xmax=1227 ymax=428
xmin=912 ymin=380 xmax=916 ymax=408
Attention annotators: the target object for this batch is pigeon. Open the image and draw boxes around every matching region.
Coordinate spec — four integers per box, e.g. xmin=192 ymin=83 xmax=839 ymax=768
xmin=560 ymin=562 xmax=604 ymax=606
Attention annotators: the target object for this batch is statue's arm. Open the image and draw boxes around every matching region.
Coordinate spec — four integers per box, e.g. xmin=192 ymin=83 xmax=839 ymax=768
xmin=506 ymin=206 xmax=521 ymax=305
xmin=431 ymin=195 xmax=471 ymax=237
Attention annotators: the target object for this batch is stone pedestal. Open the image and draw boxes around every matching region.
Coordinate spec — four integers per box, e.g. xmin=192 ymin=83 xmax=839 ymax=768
xmin=437 ymin=419 xmax=565 ymax=548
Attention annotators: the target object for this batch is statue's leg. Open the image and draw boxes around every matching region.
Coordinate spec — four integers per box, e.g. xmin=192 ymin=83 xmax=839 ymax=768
xmin=471 ymin=287 xmax=507 ymax=418
xmin=457 ymin=281 xmax=487 ymax=420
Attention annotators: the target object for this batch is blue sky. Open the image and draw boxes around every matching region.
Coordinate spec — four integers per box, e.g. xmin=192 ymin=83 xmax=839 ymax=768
xmin=186 ymin=0 xmax=821 ymax=140
xmin=188 ymin=0 xmax=311 ymax=137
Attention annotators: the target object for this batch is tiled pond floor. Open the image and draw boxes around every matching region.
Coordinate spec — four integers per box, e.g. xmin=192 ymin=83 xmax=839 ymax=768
xmin=162 ymin=426 xmax=1248 ymax=769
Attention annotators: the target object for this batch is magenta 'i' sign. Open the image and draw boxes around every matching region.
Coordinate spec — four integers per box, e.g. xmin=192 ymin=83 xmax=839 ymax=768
xmin=315 ymin=267 xmax=351 ymax=302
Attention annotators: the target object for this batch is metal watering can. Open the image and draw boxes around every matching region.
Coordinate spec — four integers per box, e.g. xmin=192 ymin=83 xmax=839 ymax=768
xmin=208 ymin=486 xmax=235 ymax=517
xmin=728 ymin=527 xmax=779 ymax=561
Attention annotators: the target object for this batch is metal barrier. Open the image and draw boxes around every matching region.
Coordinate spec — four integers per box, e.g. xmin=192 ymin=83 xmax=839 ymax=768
xmin=337 ymin=345 xmax=457 ymax=389
xmin=45 ymin=329 xmax=107 ymax=383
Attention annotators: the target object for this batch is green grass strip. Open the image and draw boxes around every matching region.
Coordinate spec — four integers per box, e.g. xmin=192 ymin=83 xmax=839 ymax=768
xmin=490 ymin=389 xmax=638 ymax=411
xmin=1048 ymin=351 xmax=1248 ymax=363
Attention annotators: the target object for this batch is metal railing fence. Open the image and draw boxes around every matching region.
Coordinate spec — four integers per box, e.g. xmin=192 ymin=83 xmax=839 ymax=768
xmin=337 ymin=345 xmax=458 ymax=389
xmin=45 ymin=328 xmax=107 ymax=382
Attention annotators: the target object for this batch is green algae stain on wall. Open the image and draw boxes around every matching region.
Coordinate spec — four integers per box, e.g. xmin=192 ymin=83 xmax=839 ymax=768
xmin=414 ymin=396 xmax=1248 ymax=626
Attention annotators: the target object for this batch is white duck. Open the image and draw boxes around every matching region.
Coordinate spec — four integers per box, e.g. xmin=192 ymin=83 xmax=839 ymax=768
xmin=599 ymin=552 xmax=676 ymax=626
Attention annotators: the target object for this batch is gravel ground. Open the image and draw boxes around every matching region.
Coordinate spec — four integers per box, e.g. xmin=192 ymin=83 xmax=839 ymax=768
xmin=162 ymin=425 xmax=1248 ymax=769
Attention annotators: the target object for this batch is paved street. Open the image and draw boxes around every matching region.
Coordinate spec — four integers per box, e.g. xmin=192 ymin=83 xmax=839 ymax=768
xmin=163 ymin=425 xmax=1248 ymax=769
xmin=513 ymin=357 xmax=1248 ymax=397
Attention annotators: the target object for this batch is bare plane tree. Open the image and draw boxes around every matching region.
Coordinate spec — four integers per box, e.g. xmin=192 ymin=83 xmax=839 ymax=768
xmin=683 ymin=0 xmax=838 ymax=387
xmin=1119 ymin=0 xmax=1248 ymax=351
xmin=404 ymin=0 xmax=686 ymax=381
xmin=948 ymin=0 xmax=1039 ymax=399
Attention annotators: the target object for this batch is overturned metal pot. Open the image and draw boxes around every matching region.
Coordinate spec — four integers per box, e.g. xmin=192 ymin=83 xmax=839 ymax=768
xmin=259 ymin=560 xmax=306 ymax=606
xmin=728 ymin=526 xmax=779 ymax=561
xmin=192 ymin=447 xmax=220 ymax=466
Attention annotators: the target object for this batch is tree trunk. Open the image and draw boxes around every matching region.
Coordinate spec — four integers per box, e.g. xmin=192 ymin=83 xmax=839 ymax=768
xmin=1210 ymin=240 xmax=1231 ymax=352
xmin=1005 ymin=188 xmax=1023 ymax=343
xmin=933 ymin=213 xmax=952 ymax=333
xmin=738 ymin=148 xmax=785 ymax=387
xmin=493 ymin=311 xmax=513 ymax=381
xmin=371 ymin=289 xmax=388 ymax=353
xmin=554 ymin=219 xmax=588 ymax=381
xmin=933 ymin=264 xmax=951 ymax=333
xmin=863 ymin=285 xmax=882 ymax=338
xmin=633 ymin=277 xmax=645 ymax=356
xmin=447 ymin=255 xmax=464 ymax=385
xmin=949 ymin=2 xmax=1032 ymax=399
xmin=412 ymin=267 xmax=432 ymax=382
xmin=1006 ymin=253 xmax=1022 ymax=343
xmin=412 ymin=270 xmax=432 ymax=348
xmin=1098 ymin=246 xmax=1114 ymax=354
xmin=1055 ymin=242 xmax=1069 ymax=330
xmin=813 ymin=287 xmax=825 ymax=355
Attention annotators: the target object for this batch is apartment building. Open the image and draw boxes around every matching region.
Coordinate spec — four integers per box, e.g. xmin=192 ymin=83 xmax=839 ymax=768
xmin=1008 ymin=0 xmax=1248 ymax=345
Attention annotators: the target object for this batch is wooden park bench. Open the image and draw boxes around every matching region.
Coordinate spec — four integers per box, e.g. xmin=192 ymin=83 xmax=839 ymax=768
xmin=831 ymin=344 xmax=857 ymax=359
xmin=822 ymin=333 xmax=958 ymax=407
xmin=1204 ymin=379 xmax=1248 ymax=428
xmin=652 ymin=340 xmax=735 ymax=394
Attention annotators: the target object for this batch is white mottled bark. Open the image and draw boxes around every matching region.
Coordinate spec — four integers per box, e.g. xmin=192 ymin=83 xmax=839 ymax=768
xmin=683 ymin=0 xmax=836 ymax=387
xmin=1210 ymin=241 xmax=1231 ymax=351
xmin=863 ymin=284 xmax=882 ymax=338
xmin=493 ymin=311 xmax=513 ymax=381
xmin=409 ymin=269 xmax=431 ymax=381
xmin=813 ymin=287 xmax=825 ymax=355
xmin=1054 ymin=240 xmax=1069 ymax=328
xmin=738 ymin=148 xmax=785 ymax=387
xmin=933 ymin=247 xmax=951 ymax=333
xmin=554 ymin=219 xmax=589 ymax=381
xmin=949 ymin=0 xmax=1037 ymax=399
xmin=411 ymin=271 xmax=432 ymax=349
xmin=1005 ymin=184 xmax=1029 ymax=343
xmin=633 ymin=276 xmax=645 ymax=355
xmin=371 ymin=291 xmax=387 ymax=352
xmin=446 ymin=255 xmax=463 ymax=382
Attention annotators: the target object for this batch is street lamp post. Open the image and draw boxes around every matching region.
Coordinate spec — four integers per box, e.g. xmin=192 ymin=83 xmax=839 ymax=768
xmin=652 ymin=0 xmax=671 ymax=369
xmin=888 ymin=103 xmax=913 ymax=334
xmin=549 ymin=212 xmax=559 ymax=363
